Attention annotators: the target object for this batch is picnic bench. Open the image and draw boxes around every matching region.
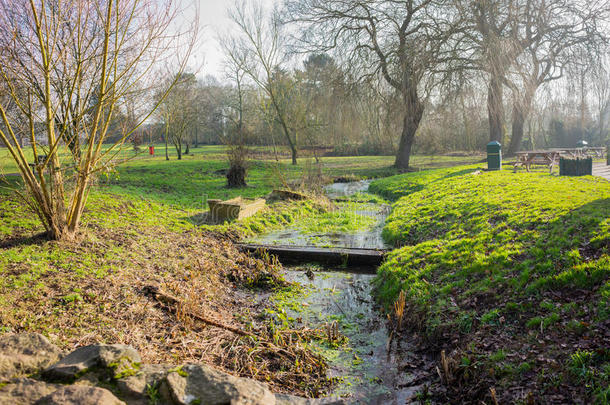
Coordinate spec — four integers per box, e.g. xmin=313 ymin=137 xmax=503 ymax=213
xmin=513 ymin=150 xmax=562 ymax=173
xmin=513 ymin=147 xmax=607 ymax=173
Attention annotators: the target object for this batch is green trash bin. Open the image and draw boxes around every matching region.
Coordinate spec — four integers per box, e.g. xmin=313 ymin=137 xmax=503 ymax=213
xmin=487 ymin=141 xmax=502 ymax=171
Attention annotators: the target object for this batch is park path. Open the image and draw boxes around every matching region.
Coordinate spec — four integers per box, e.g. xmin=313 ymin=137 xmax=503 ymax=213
xmin=593 ymin=163 xmax=610 ymax=181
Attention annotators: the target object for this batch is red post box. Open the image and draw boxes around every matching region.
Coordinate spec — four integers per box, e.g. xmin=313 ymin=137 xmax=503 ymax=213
xmin=149 ymin=146 xmax=155 ymax=155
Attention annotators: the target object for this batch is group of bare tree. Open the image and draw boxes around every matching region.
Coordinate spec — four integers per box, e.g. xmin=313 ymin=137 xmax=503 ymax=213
xmin=152 ymin=0 xmax=610 ymax=173
xmin=216 ymin=0 xmax=609 ymax=169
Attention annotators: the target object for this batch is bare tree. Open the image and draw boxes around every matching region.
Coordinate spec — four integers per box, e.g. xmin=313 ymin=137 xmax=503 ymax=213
xmin=157 ymin=73 xmax=199 ymax=160
xmin=220 ymin=33 xmax=250 ymax=187
xmin=0 ymin=0 xmax=197 ymax=241
xmin=505 ymin=0 xmax=609 ymax=154
xmin=227 ymin=0 xmax=301 ymax=165
xmin=284 ymin=0 xmax=463 ymax=170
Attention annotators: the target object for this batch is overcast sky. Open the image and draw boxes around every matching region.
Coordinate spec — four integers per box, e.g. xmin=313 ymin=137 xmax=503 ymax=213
xmin=195 ymin=0 xmax=277 ymax=80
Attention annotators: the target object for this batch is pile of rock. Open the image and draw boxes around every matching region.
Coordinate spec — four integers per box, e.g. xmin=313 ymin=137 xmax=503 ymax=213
xmin=0 ymin=333 xmax=343 ymax=405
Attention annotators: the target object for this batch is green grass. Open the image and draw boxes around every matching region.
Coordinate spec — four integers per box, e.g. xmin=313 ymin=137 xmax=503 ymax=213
xmin=370 ymin=165 xmax=610 ymax=402
xmin=1 ymin=144 xmax=481 ymax=207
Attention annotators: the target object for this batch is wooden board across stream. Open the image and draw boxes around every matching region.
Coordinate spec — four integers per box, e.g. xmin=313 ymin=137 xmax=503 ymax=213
xmin=238 ymin=243 xmax=387 ymax=271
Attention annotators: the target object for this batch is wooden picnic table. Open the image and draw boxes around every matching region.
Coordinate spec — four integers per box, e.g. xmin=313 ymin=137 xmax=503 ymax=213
xmin=513 ymin=149 xmax=563 ymax=173
xmin=513 ymin=147 xmax=606 ymax=173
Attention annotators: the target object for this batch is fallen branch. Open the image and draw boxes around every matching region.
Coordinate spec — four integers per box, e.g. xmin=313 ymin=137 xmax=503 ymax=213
xmin=143 ymin=285 xmax=252 ymax=337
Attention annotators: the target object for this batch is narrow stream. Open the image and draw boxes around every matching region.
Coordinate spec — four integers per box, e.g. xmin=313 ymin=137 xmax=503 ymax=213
xmin=254 ymin=181 xmax=424 ymax=404
xmin=254 ymin=181 xmax=390 ymax=250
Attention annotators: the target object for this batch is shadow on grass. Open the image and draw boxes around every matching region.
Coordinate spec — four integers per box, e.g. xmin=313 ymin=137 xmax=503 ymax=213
xmin=0 ymin=232 xmax=49 ymax=249
xmin=433 ymin=167 xmax=482 ymax=183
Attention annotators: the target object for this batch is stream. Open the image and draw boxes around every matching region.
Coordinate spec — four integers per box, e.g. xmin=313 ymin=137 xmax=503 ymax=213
xmin=254 ymin=181 xmax=390 ymax=250
xmin=253 ymin=181 xmax=425 ymax=404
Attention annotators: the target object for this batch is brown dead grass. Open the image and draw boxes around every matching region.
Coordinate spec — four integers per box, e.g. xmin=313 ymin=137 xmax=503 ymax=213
xmin=0 ymin=221 xmax=332 ymax=397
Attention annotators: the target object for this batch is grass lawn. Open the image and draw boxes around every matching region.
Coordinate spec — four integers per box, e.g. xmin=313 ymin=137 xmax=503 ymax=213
xmin=371 ymin=165 xmax=610 ymax=403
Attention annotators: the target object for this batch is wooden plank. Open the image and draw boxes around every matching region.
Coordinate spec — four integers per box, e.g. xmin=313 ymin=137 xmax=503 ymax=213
xmin=239 ymin=243 xmax=387 ymax=268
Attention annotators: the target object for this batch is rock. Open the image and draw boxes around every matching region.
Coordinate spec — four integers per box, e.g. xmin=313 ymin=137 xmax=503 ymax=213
xmin=36 ymin=385 xmax=125 ymax=405
xmin=274 ymin=394 xmax=346 ymax=405
xmin=275 ymin=394 xmax=312 ymax=405
xmin=43 ymin=344 xmax=141 ymax=382
xmin=166 ymin=364 xmax=276 ymax=405
xmin=116 ymin=364 xmax=173 ymax=401
xmin=0 ymin=378 xmax=61 ymax=404
xmin=0 ymin=333 xmax=62 ymax=381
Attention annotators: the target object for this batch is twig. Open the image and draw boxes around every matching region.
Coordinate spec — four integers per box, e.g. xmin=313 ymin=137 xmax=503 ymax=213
xmin=144 ymin=285 xmax=252 ymax=337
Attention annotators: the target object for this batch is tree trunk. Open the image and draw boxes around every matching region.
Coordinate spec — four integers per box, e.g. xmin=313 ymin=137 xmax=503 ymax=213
xmin=185 ymin=142 xmax=190 ymax=155
xmin=290 ymin=145 xmax=297 ymax=165
xmin=508 ymin=104 xmax=526 ymax=156
xmin=394 ymin=94 xmax=424 ymax=171
xmin=487 ymin=75 xmax=504 ymax=144
xmin=508 ymin=87 xmax=537 ymax=156
xmin=165 ymin=135 xmax=169 ymax=161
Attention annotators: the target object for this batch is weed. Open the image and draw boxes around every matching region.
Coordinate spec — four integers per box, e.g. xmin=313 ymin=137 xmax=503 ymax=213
xmin=393 ymin=290 xmax=407 ymax=330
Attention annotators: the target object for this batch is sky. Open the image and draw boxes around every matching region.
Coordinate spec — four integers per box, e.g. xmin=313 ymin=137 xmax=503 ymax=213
xmin=195 ymin=0 xmax=277 ymax=80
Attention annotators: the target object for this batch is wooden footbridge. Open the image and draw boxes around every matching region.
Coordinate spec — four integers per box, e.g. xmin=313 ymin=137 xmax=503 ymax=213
xmin=238 ymin=243 xmax=387 ymax=270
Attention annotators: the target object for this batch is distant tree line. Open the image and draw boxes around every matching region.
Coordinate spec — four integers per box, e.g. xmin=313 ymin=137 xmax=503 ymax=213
xmin=4 ymin=0 xmax=610 ymax=171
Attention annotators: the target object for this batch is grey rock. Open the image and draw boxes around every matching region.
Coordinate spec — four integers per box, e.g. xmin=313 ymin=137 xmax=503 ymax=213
xmin=275 ymin=394 xmax=312 ymax=405
xmin=166 ymin=364 xmax=276 ymax=405
xmin=0 ymin=333 xmax=62 ymax=381
xmin=116 ymin=364 xmax=173 ymax=401
xmin=35 ymin=385 xmax=125 ymax=405
xmin=43 ymin=344 xmax=141 ymax=382
xmin=275 ymin=394 xmax=346 ymax=405
xmin=0 ymin=378 xmax=61 ymax=404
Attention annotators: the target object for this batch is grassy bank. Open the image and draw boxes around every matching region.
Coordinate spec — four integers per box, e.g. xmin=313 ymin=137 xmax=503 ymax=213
xmin=371 ymin=166 xmax=610 ymax=403
xmin=0 ymin=190 xmax=340 ymax=396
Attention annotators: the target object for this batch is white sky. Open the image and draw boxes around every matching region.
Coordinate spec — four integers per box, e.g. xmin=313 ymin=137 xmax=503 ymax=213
xmin=195 ymin=0 xmax=277 ymax=80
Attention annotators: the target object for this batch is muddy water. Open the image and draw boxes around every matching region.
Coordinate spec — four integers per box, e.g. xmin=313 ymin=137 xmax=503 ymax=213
xmin=253 ymin=181 xmax=423 ymax=403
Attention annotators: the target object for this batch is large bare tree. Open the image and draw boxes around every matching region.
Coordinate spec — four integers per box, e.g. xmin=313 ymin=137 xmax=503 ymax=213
xmin=505 ymin=0 xmax=609 ymax=154
xmin=0 ymin=0 xmax=196 ymax=240
xmin=284 ymin=0 xmax=462 ymax=170
xmin=457 ymin=0 xmax=609 ymax=149
xmin=227 ymin=0 xmax=301 ymax=165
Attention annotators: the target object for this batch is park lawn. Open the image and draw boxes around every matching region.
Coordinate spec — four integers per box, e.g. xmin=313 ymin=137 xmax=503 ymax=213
xmin=370 ymin=166 xmax=610 ymax=404
xmin=98 ymin=147 xmax=481 ymax=208
xmin=2 ymin=143 xmax=482 ymax=208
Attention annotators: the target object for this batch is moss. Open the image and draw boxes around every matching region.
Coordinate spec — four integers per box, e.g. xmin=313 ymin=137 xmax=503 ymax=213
xmin=110 ymin=358 xmax=141 ymax=380
xmin=168 ymin=366 xmax=189 ymax=378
